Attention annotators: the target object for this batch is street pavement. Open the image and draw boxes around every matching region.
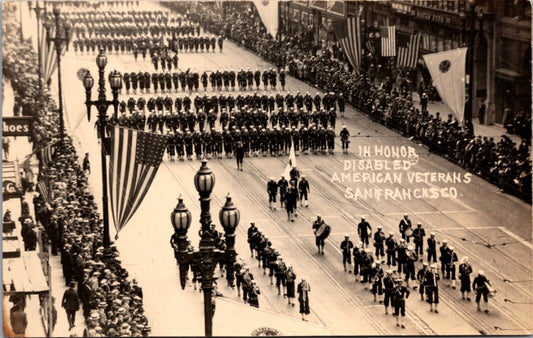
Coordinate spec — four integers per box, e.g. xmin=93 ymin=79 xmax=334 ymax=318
xmin=19 ymin=3 xmax=532 ymax=335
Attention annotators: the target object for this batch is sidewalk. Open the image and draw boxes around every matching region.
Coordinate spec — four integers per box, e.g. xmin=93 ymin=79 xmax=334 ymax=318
xmin=411 ymin=92 xmax=522 ymax=144
xmin=2 ymin=79 xmax=87 ymax=337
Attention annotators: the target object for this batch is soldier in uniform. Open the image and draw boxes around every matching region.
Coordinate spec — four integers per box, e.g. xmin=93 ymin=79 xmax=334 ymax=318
xmin=340 ymin=125 xmax=350 ymax=154
xmin=274 ymin=256 xmax=287 ymax=296
xmin=459 ymin=256 xmax=473 ymax=301
xmin=385 ymin=232 xmax=397 ymax=267
xmin=326 ymin=127 xmax=335 ymax=154
xmin=392 ymin=279 xmax=410 ymax=328
xmin=313 ymin=92 xmax=321 ymax=111
xmin=421 ymin=263 xmax=439 ymax=313
xmin=254 ymin=70 xmax=261 ymax=90
xmin=427 ymin=232 xmax=438 ymax=263
xmin=262 ymin=70 xmax=269 ymax=90
xmin=417 ymin=262 xmax=429 ymax=301
xmin=399 ymin=214 xmax=413 ymax=243
xmin=404 ymin=245 xmax=418 ymax=288
xmin=312 ymin=215 xmax=327 ymax=255
xmin=358 ymin=217 xmax=372 ymax=248
xmin=412 ymin=223 xmax=426 ymax=257
xmin=373 ymin=226 xmax=386 ymax=259
xmin=340 ymin=235 xmax=354 ymax=272
xmin=473 ymin=270 xmax=491 ymax=313
xmin=278 ymin=176 xmax=288 ymax=208
xmin=338 ymin=92 xmax=346 ymax=117
xmin=383 ymin=269 xmax=395 ymax=315
xmin=279 ymin=69 xmax=286 ymax=90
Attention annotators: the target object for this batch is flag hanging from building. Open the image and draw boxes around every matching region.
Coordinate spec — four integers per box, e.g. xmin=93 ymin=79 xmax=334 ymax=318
xmin=397 ymin=33 xmax=421 ymax=69
xmin=109 ymin=126 xmax=168 ymax=234
xmin=422 ymin=48 xmax=468 ymax=124
xmin=39 ymin=141 xmax=58 ymax=169
xmin=332 ymin=15 xmax=362 ymax=71
xmin=365 ymin=39 xmax=376 ymax=55
xmin=252 ymin=0 xmax=279 ymax=39
xmin=37 ymin=177 xmax=51 ymax=205
xmin=38 ymin=21 xmax=67 ymax=85
xmin=380 ymin=25 xmax=396 ymax=57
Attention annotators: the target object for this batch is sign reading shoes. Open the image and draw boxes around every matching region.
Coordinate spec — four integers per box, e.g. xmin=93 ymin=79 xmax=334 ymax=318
xmin=2 ymin=117 xmax=33 ymax=136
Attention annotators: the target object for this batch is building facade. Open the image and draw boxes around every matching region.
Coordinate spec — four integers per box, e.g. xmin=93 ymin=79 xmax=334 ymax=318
xmin=279 ymin=0 xmax=531 ymax=125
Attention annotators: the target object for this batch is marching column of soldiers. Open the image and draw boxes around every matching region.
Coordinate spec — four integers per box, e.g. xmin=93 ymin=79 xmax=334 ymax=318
xmin=120 ymin=68 xmax=287 ymax=94
xmin=337 ymin=216 xmax=494 ymax=329
xmin=240 ymin=223 xmax=300 ymax=309
xmin=100 ymin=91 xmax=341 ymax=160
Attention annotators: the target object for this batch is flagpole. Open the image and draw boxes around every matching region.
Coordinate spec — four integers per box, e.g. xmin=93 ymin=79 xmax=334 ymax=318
xmin=82 ymin=50 xmax=123 ymax=255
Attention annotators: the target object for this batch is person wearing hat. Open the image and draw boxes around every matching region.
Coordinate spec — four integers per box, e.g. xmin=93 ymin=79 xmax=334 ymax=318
xmin=417 ymin=262 xmax=429 ymax=300
xmin=247 ymin=281 xmax=261 ymax=308
xmin=340 ymin=125 xmax=350 ymax=154
xmin=62 ymin=281 xmax=80 ymax=330
xmin=352 ymin=242 xmax=364 ymax=277
xmin=423 ymin=264 xmax=440 ymax=313
xmin=277 ymin=176 xmax=289 ymax=209
xmin=241 ymin=267 xmax=254 ymax=304
xmin=396 ymin=239 xmax=408 ymax=275
xmin=392 ymin=278 xmax=409 ymax=328
xmin=427 ymin=232 xmax=438 ymax=263
xmin=370 ymin=261 xmax=385 ymax=303
xmin=285 ymin=181 xmax=298 ymax=222
xmin=398 ymin=214 xmax=412 ymax=243
xmin=340 ymin=235 xmax=354 ymax=272
xmin=267 ymin=177 xmax=278 ymax=210
xmin=21 ymin=218 xmax=37 ymax=251
xmin=247 ymin=223 xmax=260 ymax=258
xmin=83 ymin=152 xmax=91 ymax=175
xmin=297 ymin=277 xmax=311 ymax=321
xmin=274 ymin=256 xmax=288 ymax=296
xmin=298 ymin=174 xmax=310 ymax=208
xmin=357 ymin=217 xmax=372 ymax=248
xmin=359 ymin=248 xmax=374 ymax=284
xmin=439 ymin=239 xmax=450 ymax=276
xmin=312 ymin=215 xmax=328 ymax=255
xmin=443 ymin=245 xmax=458 ymax=289
xmin=404 ymin=244 xmax=418 ymax=288
xmin=285 ymin=265 xmax=297 ymax=306
xmin=373 ymin=225 xmax=386 ymax=258
xmin=383 ymin=269 xmax=395 ymax=315
xmin=385 ymin=232 xmax=398 ymax=268
xmin=473 ymin=270 xmax=491 ymax=313
xmin=3 ymin=209 xmax=16 ymax=234
xmin=459 ymin=256 xmax=473 ymax=301
xmin=412 ymin=223 xmax=426 ymax=257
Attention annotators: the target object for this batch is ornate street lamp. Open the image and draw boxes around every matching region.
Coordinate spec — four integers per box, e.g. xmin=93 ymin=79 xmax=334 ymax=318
xmin=82 ymin=50 xmax=122 ymax=253
xmin=171 ymin=160 xmax=240 ymax=337
xmin=29 ymin=1 xmax=46 ymax=92
xmin=45 ymin=5 xmax=71 ymax=146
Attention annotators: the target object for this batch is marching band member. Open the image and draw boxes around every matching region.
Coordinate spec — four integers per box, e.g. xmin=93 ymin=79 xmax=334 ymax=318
xmin=404 ymin=244 xmax=418 ymax=288
xmin=385 ymin=232 xmax=398 ymax=267
xmin=340 ymin=235 xmax=354 ymax=272
xmin=424 ymin=263 xmax=440 ymax=313
xmin=398 ymin=214 xmax=412 ymax=243
xmin=383 ymin=269 xmax=395 ymax=315
xmin=392 ymin=278 xmax=410 ymax=328
xmin=427 ymin=232 xmax=438 ymax=263
xmin=459 ymin=256 xmax=473 ymax=301
xmin=417 ymin=262 xmax=429 ymax=301
xmin=473 ymin=270 xmax=492 ymax=313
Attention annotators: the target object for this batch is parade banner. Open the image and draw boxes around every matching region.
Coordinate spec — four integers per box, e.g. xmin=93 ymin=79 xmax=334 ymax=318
xmin=423 ymin=48 xmax=467 ymax=124
xmin=253 ymin=0 xmax=279 ymax=39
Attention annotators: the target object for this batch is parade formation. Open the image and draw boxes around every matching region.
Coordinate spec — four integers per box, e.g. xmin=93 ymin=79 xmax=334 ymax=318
xmin=2 ymin=0 xmax=532 ymax=337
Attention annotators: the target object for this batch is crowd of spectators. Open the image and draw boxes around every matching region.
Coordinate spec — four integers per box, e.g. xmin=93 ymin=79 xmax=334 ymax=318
xmin=2 ymin=3 xmax=151 ymax=336
xmin=177 ymin=1 xmax=531 ymax=203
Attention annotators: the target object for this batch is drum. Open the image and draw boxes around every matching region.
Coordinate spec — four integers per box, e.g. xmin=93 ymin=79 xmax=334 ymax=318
xmin=485 ymin=282 xmax=497 ymax=298
xmin=315 ymin=223 xmax=331 ymax=240
xmin=404 ymin=228 xmax=413 ymax=237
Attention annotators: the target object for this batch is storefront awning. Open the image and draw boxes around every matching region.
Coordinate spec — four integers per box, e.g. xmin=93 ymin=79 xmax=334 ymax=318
xmin=3 ymin=252 xmax=49 ymax=296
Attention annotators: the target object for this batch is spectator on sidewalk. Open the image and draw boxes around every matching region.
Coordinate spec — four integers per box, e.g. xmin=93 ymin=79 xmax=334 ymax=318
xmin=9 ymin=304 xmax=28 ymax=337
xmin=82 ymin=153 xmax=90 ymax=175
xmin=2 ymin=137 xmax=10 ymax=160
xmin=62 ymin=281 xmax=80 ymax=330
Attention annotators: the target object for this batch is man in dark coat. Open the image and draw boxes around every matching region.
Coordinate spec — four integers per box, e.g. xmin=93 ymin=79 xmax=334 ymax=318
xmin=62 ymin=282 xmax=80 ymax=330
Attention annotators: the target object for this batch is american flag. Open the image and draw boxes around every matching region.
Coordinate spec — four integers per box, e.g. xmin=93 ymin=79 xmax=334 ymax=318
xmin=38 ymin=20 xmax=67 ymax=86
xmin=39 ymin=141 xmax=57 ymax=169
xmin=37 ymin=178 xmax=51 ymax=204
xmin=366 ymin=39 xmax=376 ymax=55
xmin=397 ymin=34 xmax=421 ymax=69
xmin=332 ymin=16 xmax=362 ymax=72
xmin=380 ymin=26 xmax=396 ymax=57
xmin=109 ymin=126 xmax=168 ymax=233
